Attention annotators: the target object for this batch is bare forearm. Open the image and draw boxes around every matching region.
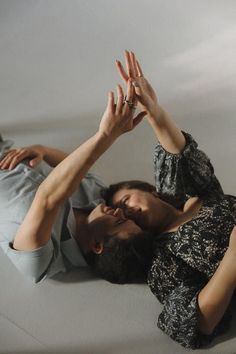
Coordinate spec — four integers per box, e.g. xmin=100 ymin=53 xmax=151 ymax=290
xmin=197 ymin=250 xmax=236 ymax=335
xmin=42 ymin=145 xmax=69 ymax=167
xmin=147 ymin=107 xmax=186 ymax=154
xmin=39 ymin=132 xmax=114 ymax=208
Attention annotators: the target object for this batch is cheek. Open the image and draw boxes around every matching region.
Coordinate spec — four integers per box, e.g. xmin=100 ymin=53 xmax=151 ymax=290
xmin=130 ymin=194 xmax=142 ymax=206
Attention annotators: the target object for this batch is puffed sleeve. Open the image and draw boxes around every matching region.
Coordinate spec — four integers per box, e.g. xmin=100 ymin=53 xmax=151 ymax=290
xmin=157 ymin=282 xmax=232 ymax=349
xmin=154 ymin=131 xmax=224 ymax=208
xmin=147 ymin=248 xmax=232 ymax=349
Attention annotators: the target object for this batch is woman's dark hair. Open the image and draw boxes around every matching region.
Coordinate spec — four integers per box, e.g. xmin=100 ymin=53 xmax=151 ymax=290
xmin=101 ymin=180 xmax=157 ymax=206
xmin=102 ymin=179 xmax=180 ymax=209
xmin=85 ymin=231 xmax=154 ymax=284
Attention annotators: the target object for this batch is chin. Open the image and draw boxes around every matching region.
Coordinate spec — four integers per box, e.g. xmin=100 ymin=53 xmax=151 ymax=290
xmin=135 ymin=217 xmax=149 ymax=231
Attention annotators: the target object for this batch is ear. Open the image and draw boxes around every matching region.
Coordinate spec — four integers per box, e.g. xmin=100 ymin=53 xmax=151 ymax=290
xmin=92 ymin=242 xmax=104 ymax=255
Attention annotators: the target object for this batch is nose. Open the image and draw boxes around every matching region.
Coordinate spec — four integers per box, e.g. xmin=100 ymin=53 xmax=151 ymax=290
xmin=103 ymin=205 xmax=115 ymax=214
xmin=114 ymin=207 xmax=126 ymax=219
xmin=123 ymin=206 xmax=141 ymax=219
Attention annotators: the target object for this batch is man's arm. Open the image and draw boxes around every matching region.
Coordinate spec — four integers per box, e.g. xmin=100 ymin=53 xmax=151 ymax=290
xmin=13 ymin=132 xmax=114 ymax=250
xmin=0 ymin=144 xmax=69 ymax=170
xmin=39 ymin=131 xmax=116 ymax=209
xmin=41 ymin=145 xmax=69 ymax=167
xmin=13 ymin=82 xmax=146 ymax=250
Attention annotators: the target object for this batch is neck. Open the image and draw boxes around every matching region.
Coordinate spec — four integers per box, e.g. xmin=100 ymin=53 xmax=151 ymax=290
xmin=151 ymin=199 xmax=182 ymax=234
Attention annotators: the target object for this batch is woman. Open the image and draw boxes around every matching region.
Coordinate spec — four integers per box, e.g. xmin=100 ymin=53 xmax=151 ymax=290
xmin=103 ymin=51 xmax=236 ymax=349
xmin=0 ymin=79 xmax=151 ymax=284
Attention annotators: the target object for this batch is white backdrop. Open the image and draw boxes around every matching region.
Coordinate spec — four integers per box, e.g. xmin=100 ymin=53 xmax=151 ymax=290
xmin=0 ymin=0 xmax=236 ymax=191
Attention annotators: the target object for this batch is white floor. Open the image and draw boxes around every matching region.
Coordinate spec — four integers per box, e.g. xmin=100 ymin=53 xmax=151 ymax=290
xmin=1 ymin=247 xmax=236 ymax=354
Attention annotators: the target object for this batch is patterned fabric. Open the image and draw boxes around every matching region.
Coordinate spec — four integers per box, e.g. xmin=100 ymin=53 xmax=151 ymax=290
xmin=147 ymin=131 xmax=236 ymax=349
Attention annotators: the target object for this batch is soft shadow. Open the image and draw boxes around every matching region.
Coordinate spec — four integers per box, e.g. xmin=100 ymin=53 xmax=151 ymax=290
xmin=205 ymin=301 xmax=236 ymax=349
xmin=3 ymin=334 xmax=186 ymax=354
xmin=49 ymin=268 xmax=100 ymax=284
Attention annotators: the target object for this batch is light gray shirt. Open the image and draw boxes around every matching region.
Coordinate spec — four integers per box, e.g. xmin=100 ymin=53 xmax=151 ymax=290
xmin=0 ymin=138 xmax=106 ymax=283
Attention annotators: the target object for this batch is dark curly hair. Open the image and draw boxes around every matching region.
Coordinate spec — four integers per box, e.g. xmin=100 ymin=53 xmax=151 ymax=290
xmin=84 ymin=231 xmax=154 ymax=284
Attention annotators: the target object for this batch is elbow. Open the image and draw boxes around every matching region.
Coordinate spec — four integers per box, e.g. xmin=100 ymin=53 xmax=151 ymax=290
xmin=36 ymin=184 xmax=60 ymax=211
xmin=199 ymin=324 xmax=214 ymax=336
xmin=198 ymin=313 xmax=216 ymax=336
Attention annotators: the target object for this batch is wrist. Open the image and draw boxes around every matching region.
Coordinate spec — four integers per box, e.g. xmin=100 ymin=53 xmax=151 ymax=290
xmin=39 ymin=145 xmax=48 ymax=160
xmin=148 ymin=105 xmax=164 ymax=119
xmin=147 ymin=106 xmax=166 ymax=124
xmin=96 ymin=130 xmax=118 ymax=145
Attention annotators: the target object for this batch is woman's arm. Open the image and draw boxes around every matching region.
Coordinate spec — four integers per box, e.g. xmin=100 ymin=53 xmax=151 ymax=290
xmin=116 ymin=51 xmax=186 ymax=154
xmin=198 ymin=226 xmax=236 ymax=335
xmin=148 ymin=228 xmax=236 ymax=348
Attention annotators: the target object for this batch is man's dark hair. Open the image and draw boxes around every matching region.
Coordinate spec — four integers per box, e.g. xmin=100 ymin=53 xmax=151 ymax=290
xmin=102 ymin=180 xmax=157 ymax=207
xmin=85 ymin=231 xmax=154 ymax=284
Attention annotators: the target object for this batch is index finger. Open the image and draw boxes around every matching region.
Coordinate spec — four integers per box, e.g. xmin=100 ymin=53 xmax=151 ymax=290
xmin=123 ymin=80 xmax=135 ymax=115
xmin=126 ymin=79 xmax=134 ymax=101
xmin=131 ymin=52 xmax=144 ymax=77
xmin=135 ymin=59 xmax=144 ymax=77
xmin=116 ymin=60 xmax=129 ymax=83
xmin=125 ymin=50 xmax=135 ymax=78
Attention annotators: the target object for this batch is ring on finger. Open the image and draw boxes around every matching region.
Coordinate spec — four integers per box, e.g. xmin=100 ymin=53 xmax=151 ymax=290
xmin=123 ymin=97 xmax=137 ymax=110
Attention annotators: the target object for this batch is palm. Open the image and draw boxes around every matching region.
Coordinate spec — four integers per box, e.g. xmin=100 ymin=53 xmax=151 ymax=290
xmin=116 ymin=51 xmax=159 ymax=118
xmin=99 ymin=83 xmax=146 ymax=139
xmin=135 ymin=77 xmax=158 ymax=110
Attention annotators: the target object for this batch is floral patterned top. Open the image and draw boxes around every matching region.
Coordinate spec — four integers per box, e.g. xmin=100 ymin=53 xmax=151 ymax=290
xmin=147 ymin=131 xmax=236 ymax=349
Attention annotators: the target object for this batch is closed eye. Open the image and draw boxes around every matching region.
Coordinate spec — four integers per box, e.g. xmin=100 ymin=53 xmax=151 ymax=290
xmin=116 ymin=219 xmax=127 ymax=225
xmin=120 ymin=196 xmax=129 ymax=207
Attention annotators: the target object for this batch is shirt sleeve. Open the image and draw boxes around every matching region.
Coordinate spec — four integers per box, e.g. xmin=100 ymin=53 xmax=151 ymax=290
xmin=154 ymin=131 xmax=224 ymax=208
xmin=69 ymin=172 xmax=107 ymax=210
xmin=147 ymin=248 xmax=232 ymax=349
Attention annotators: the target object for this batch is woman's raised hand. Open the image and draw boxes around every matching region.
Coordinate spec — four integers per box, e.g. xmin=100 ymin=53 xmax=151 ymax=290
xmin=0 ymin=145 xmax=45 ymax=170
xmin=116 ymin=51 xmax=163 ymax=120
xmin=98 ymin=80 xmax=146 ymax=140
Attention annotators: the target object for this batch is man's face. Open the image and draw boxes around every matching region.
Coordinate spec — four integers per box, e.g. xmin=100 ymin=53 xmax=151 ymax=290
xmin=87 ymin=203 xmax=142 ymax=240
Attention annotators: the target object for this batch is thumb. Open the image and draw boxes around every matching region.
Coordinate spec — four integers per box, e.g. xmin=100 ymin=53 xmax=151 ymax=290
xmin=131 ymin=80 xmax=142 ymax=95
xmin=133 ymin=111 xmax=147 ymax=128
xmin=29 ymin=156 xmax=41 ymax=167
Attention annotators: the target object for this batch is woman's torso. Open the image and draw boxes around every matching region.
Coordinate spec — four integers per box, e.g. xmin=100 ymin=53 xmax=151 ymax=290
xmin=154 ymin=194 xmax=236 ymax=279
xmin=164 ymin=196 xmax=203 ymax=233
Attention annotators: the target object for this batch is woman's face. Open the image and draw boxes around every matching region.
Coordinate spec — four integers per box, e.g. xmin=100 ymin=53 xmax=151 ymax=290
xmin=87 ymin=203 xmax=142 ymax=240
xmin=110 ymin=188 xmax=160 ymax=230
